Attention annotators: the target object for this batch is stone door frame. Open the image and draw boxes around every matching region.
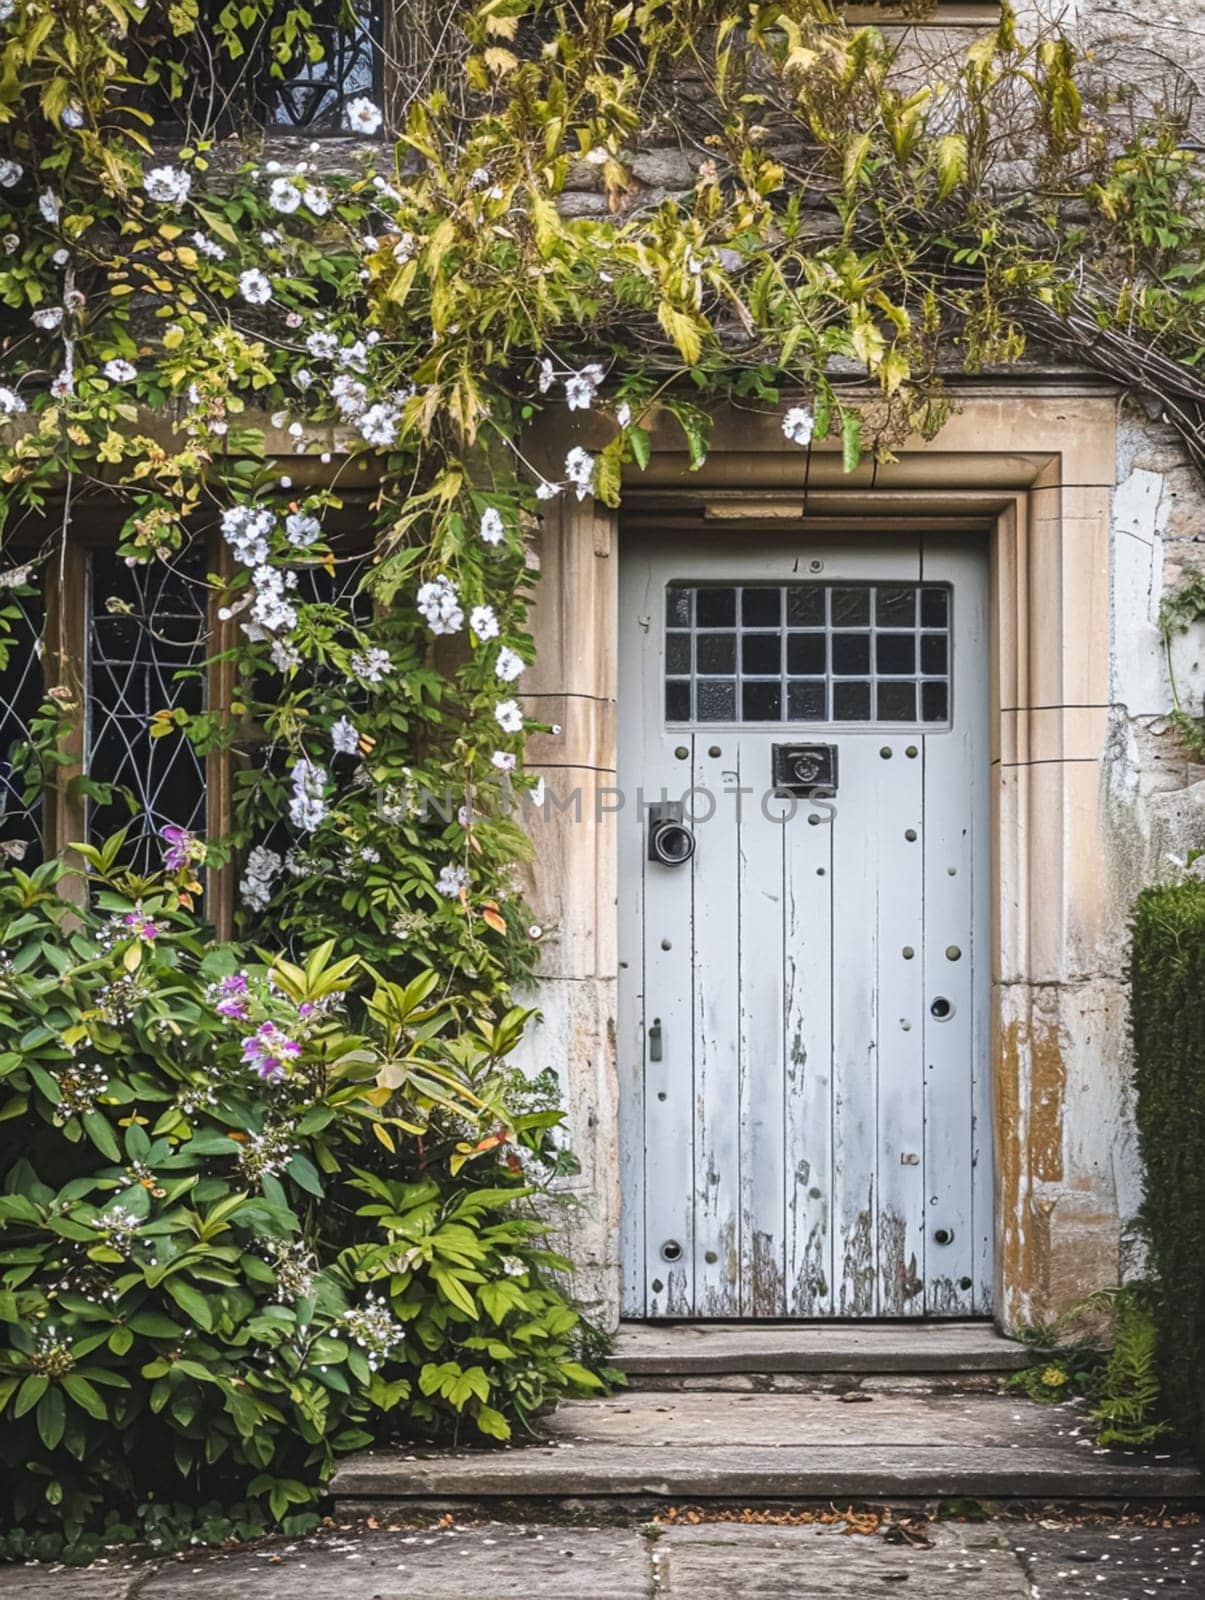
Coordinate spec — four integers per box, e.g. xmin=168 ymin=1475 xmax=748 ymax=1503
xmin=521 ymin=388 xmax=1121 ymax=1332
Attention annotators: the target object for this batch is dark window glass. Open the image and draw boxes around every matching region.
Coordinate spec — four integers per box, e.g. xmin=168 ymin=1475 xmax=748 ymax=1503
xmin=920 ymin=587 xmax=949 ymax=627
xmin=831 ymin=588 xmax=870 ymax=626
xmin=697 ymin=633 xmax=736 ymax=674
xmin=696 ymin=588 xmax=736 ymax=628
xmin=271 ymin=0 xmax=383 ymax=129
xmin=741 ymin=632 xmax=780 ymax=674
xmin=741 ymin=588 xmax=781 ymax=627
xmin=921 ymin=634 xmax=948 ymax=675
xmin=787 ymin=633 xmax=826 ymax=675
xmin=877 ymin=681 xmax=917 ymax=721
xmin=87 ymin=546 xmax=209 ymax=871
xmin=665 ymin=680 xmax=691 ymax=721
xmin=667 ymin=587 xmax=692 ymax=627
xmin=665 ymin=632 xmax=691 ymax=674
xmin=922 ymin=681 xmax=950 ymax=722
xmin=787 ymin=587 xmax=825 ymax=626
xmin=833 ymin=680 xmax=871 ymax=721
xmin=698 ymin=680 xmax=736 ymax=720
xmin=876 ymin=586 xmax=916 ymax=626
xmin=832 ymin=633 xmax=870 ymax=675
xmin=876 ymin=633 xmax=915 ymax=674
xmin=787 ymin=681 xmax=826 ymax=721
xmin=0 ymin=569 xmax=44 ymax=867
xmin=742 ymin=681 xmax=781 ymax=720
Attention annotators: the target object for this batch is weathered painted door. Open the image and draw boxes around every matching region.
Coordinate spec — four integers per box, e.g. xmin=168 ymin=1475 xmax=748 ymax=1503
xmin=617 ymin=533 xmax=991 ymax=1318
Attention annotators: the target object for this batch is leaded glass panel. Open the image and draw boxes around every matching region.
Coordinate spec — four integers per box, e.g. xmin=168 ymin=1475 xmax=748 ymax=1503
xmin=87 ymin=548 xmax=209 ymax=871
xmin=0 ymin=565 xmax=44 ymax=866
xmin=664 ymin=581 xmax=952 ymax=726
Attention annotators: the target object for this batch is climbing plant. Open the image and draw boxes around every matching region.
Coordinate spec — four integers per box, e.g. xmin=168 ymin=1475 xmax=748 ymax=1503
xmin=2 ymin=0 xmax=1205 ymax=1550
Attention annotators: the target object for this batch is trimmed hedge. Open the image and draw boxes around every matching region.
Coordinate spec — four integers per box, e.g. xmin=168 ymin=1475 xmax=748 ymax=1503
xmin=1129 ymin=879 xmax=1205 ymax=1465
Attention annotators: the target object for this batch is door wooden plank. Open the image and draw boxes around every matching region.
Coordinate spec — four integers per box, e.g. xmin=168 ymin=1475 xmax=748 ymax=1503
xmin=921 ymin=538 xmax=991 ymax=1315
xmin=783 ymin=785 xmax=835 ymax=1315
xmin=691 ymin=740 xmax=743 ymax=1314
xmin=830 ymin=738 xmax=881 ymax=1315
xmin=738 ymin=733 xmax=789 ymax=1315
xmin=620 ymin=552 xmax=698 ymax=1316
xmin=872 ymin=736 xmax=927 ymax=1316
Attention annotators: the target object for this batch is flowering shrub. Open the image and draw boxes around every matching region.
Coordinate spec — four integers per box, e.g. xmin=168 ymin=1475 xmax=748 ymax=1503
xmin=0 ymin=846 xmax=600 ymax=1556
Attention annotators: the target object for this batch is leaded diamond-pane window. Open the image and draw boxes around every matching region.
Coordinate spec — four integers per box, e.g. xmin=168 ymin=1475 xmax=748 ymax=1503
xmin=86 ymin=548 xmax=209 ymax=873
xmin=270 ymin=0 xmax=383 ymax=128
xmin=0 ymin=566 xmax=45 ymax=867
xmin=664 ymin=582 xmax=952 ymax=727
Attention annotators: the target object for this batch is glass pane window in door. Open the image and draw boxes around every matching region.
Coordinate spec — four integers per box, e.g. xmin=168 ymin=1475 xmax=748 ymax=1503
xmin=87 ymin=547 xmax=209 ymax=872
xmin=664 ymin=580 xmax=952 ymax=726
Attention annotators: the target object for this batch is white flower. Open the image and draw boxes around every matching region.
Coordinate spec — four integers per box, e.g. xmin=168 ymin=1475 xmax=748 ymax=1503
xmin=416 ymin=574 xmax=464 ymax=635
xmin=268 ymin=176 xmax=302 ymax=214
xmin=220 ymin=504 xmax=276 ymax=566
xmin=781 ymin=404 xmax=815 ymax=447
xmin=393 ymin=232 xmax=416 ymax=263
xmin=294 ymin=367 xmax=313 ymax=391
xmin=617 ymin=401 xmax=632 ymax=427
xmin=103 ymin=358 xmax=136 ymax=382
xmin=3 ymin=234 xmax=19 ymax=254
xmin=285 ymin=510 xmax=322 ymax=547
xmin=564 ymin=446 xmax=596 ymax=500
xmin=191 ymin=230 xmax=226 ymax=260
xmin=305 ymin=329 xmax=338 ymax=360
xmin=331 ymin=374 xmax=368 ymax=420
xmin=537 ymin=357 xmax=555 ymax=394
xmin=565 ymin=362 xmax=604 ymax=412
xmin=270 ymin=637 xmax=301 ymax=673
xmin=239 ymin=269 xmax=272 ymax=305
xmin=495 ymin=646 xmax=525 ymax=683
xmin=247 ymin=564 xmax=298 ymax=634
xmin=358 ymin=402 xmax=400 ymax=448
xmin=52 ymin=247 xmax=68 ymax=266
xmin=435 ymin=863 xmax=468 ymax=899
xmin=38 ymin=190 xmax=60 ymax=224
xmin=470 ymin=604 xmax=500 ymax=640
xmin=491 ymin=750 xmax=517 ymax=773
xmin=62 ymin=103 xmax=84 ymax=129
xmin=301 ymin=185 xmax=330 ymax=217
xmin=0 ymin=386 xmax=23 ymax=416
xmin=32 ymin=306 xmax=63 ymax=330
xmin=50 ymin=367 xmax=73 ymax=399
xmin=535 ymin=479 xmax=561 ymax=501
xmin=0 ymin=1 xmax=13 ymax=21
xmin=240 ymin=845 xmax=282 ymax=910
xmin=0 ymin=159 xmax=22 ymax=188
xmin=336 ymin=339 xmax=369 ymax=372
xmin=585 ymin=146 xmax=609 ymax=166
xmin=361 ymin=235 xmax=379 ymax=254
xmin=350 ymin=646 xmax=392 ymax=684
xmin=331 ymin=716 xmax=360 ymax=755
xmin=469 ymin=166 xmax=491 ymax=188
xmin=345 ymin=97 xmax=383 ymax=136
xmin=289 ymin=757 xmax=328 ymax=832
xmin=144 ymin=166 xmax=191 ymax=205
xmin=479 ymin=507 xmax=505 ymax=545
xmin=494 ymin=698 xmax=524 ymax=734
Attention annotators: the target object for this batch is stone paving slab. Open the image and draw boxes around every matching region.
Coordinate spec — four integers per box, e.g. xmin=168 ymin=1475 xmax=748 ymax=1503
xmin=614 ymin=1321 xmax=1029 ymax=1377
xmin=541 ymin=1391 xmax=1072 ymax=1448
xmin=331 ymin=1391 xmax=1205 ymax=1504
xmin=6 ymin=1519 xmax=1204 ymax=1599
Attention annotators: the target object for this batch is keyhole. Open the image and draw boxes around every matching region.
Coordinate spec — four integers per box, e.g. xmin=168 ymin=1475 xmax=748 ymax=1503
xmin=930 ymin=996 xmax=952 ymax=1019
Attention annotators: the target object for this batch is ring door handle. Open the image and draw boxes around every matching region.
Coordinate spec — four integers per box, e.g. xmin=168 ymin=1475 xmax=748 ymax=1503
xmin=648 ymin=802 xmax=695 ymax=867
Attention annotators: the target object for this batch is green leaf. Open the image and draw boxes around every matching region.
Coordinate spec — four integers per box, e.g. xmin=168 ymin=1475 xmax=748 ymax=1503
xmin=286 ymin=1154 xmax=324 ymax=1198
xmin=841 ymin=409 xmax=862 ymax=475
xmin=13 ymin=1373 xmax=48 ymax=1417
xmin=165 ymin=1279 xmax=216 ymax=1332
xmin=474 ymin=1403 xmax=511 ymax=1440
xmin=36 ymin=1384 xmax=66 ymax=1449
xmin=61 ymin=1374 xmax=107 ymax=1420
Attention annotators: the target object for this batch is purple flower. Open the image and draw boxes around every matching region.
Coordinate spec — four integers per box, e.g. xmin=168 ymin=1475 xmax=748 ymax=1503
xmin=215 ymin=972 xmax=250 ymax=1021
xmin=160 ymin=824 xmax=195 ymax=872
xmin=242 ymin=1021 xmax=302 ymax=1081
xmin=123 ymin=911 xmax=159 ymax=941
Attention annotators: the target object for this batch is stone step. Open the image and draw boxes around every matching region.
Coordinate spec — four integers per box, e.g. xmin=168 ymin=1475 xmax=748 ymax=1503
xmin=612 ymin=1319 xmax=1030 ymax=1386
xmin=332 ymin=1390 xmax=1205 ymax=1510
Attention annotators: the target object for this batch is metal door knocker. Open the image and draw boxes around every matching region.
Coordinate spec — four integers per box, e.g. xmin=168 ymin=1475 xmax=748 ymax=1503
xmin=772 ymin=743 xmax=839 ymax=799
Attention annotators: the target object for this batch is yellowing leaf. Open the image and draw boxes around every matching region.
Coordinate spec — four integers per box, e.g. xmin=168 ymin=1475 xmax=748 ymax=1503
xmin=656 ymin=301 xmax=704 ymax=365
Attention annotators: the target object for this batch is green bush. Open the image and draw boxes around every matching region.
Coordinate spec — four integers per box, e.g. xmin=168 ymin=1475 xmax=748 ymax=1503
xmin=1129 ymin=878 xmax=1205 ymax=1465
xmin=0 ymin=845 xmax=601 ymax=1559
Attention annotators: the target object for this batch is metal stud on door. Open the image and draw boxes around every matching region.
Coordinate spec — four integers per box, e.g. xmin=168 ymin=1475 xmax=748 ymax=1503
xmin=617 ymin=537 xmax=991 ymax=1319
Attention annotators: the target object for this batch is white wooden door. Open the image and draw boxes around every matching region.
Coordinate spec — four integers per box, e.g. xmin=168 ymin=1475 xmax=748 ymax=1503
xmin=617 ymin=533 xmax=991 ymax=1319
